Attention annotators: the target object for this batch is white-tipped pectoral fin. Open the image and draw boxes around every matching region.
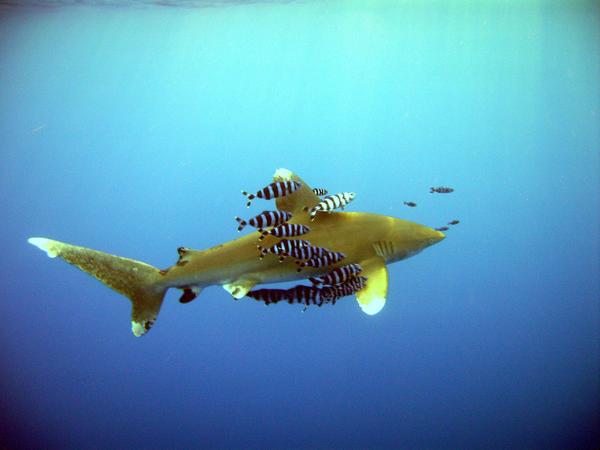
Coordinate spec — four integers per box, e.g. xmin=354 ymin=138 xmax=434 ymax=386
xmin=358 ymin=296 xmax=386 ymax=315
xmin=356 ymin=257 xmax=388 ymax=316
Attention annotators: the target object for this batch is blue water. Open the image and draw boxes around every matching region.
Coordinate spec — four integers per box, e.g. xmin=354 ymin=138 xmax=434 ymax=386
xmin=1 ymin=1 xmax=598 ymax=448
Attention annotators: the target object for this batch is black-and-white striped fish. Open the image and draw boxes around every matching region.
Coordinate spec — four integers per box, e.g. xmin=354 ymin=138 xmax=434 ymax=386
xmin=312 ymin=188 xmax=328 ymax=196
xmin=340 ymin=275 xmax=368 ymax=292
xmin=246 ymin=288 xmax=289 ymax=305
xmin=257 ymin=239 xmax=310 ymax=259
xmin=247 ymin=285 xmax=323 ymax=306
xmin=306 ymin=192 xmax=356 ymax=219
xmin=320 ymin=276 xmax=368 ymax=302
xmin=242 ymin=181 xmax=302 ymax=208
xmin=309 ymin=263 xmax=363 ymax=286
xmin=248 ymin=281 xmax=362 ymax=308
xmin=258 ymin=223 xmax=310 ymax=241
xmin=285 ymin=285 xmax=322 ymax=305
xmin=277 ymin=244 xmax=331 ymax=262
xmin=296 ymin=251 xmax=345 ymax=271
xmin=234 ymin=210 xmax=292 ymax=232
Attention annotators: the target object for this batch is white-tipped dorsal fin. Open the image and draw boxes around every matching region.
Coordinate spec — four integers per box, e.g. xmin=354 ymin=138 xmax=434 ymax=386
xmin=274 ymin=168 xmax=293 ymax=180
xmin=273 ymin=168 xmax=321 ymax=216
xmin=356 ymin=257 xmax=388 ymax=315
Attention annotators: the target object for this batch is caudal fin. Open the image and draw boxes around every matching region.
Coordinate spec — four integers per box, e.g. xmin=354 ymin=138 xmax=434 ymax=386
xmin=241 ymin=190 xmax=255 ymax=208
xmin=234 ymin=216 xmax=247 ymax=232
xmin=28 ymin=237 xmax=167 ymax=337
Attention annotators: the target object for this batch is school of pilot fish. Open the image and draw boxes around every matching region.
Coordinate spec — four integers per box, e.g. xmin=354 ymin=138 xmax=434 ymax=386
xmin=238 ymin=180 xmax=363 ymax=307
xmin=237 ymin=179 xmax=457 ymax=309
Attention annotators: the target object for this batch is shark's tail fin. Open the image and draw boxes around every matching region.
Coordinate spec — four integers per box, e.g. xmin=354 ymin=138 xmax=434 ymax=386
xmin=28 ymin=237 xmax=167 ymax=337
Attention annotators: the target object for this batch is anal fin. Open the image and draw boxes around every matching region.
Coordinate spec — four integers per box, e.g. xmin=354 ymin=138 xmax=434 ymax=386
xmin=223 ymin=280 xmax=257 ymax=299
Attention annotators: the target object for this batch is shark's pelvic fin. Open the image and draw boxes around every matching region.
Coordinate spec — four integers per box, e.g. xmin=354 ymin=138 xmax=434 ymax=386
xmin=179 ymin=286 xmax=202 ymax=304
xmin=273 ymin=168 xmax=321 ymax=216
xmin=28 ymin=237 xmax=166 ymax=337
xmin=223 ymin=280 xmax=257 ymax=299
xmin=356 ymin=257 xmax=388 ymax=315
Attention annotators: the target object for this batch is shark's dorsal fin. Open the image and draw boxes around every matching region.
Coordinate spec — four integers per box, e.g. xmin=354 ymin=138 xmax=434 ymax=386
xmin=356 ymin=257 xmax=388 ymax=315
xmin=273 ymin=168 xmax=321 ymax=216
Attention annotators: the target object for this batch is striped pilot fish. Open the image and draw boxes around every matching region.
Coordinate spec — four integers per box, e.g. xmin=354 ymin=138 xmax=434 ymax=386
xmin=286 ymin=285 xmax=323 ymax=306
xmin=306 ymin=192 xmax=356 ymax=220
xmin=277 ymin=243 xmax=333 ymax=262
xmin=235 ymin=210 xmax=292 ymax=232
xmin=309 ymin=263 xmax=363 ymax=286
xmin=247 ymin=285 xmax=325 ymax=307
xmin=246 ymin=288 xmax=290 ymax=305
xmin=247 ymin=276 xmax=368 ymax=308
xmin=257 ymin=239 xmax=310 ymax=259
xmin=320 ymin=276 xmax=368 ymax=302
xmin=311 ymin=188 xmax=328 ymax=196
xmin=242 ymin=181 xmax=302 ymax=207
xmin=293 ymin=276 xmax=367 ymax=306
xmin=296 ymin=251 xmax=346 ymax=271
xmin=258 ymin=223 xmax=310 ymax=241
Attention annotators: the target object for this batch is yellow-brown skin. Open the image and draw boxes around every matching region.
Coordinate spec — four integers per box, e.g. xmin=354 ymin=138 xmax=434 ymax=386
xmin=28 ymin=169 xmax=445 ymax=336
xmin=160 ymin=211 xmax=444 ymax=292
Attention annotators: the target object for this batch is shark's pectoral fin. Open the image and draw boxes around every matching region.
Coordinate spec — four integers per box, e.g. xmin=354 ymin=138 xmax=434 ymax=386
xmin=223 ymin=280 xmax=257 ymax=299
xmin=273 ymin=168 xmax=321 ymax=216
xmin=356 ymin=257 xmax=388 ymax=315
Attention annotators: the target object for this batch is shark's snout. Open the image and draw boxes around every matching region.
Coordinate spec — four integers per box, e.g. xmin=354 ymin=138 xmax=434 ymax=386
xmin=423 ymin=227 xmax=445 ymax=247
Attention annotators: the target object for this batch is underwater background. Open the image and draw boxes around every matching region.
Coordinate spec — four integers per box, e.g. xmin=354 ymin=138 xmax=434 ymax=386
xmin=1 ymin=1 xmax=598 ymax=448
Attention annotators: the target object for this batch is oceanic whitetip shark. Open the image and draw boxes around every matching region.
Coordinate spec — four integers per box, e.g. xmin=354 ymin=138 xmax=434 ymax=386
xmin=28 ymin=168 xmax=445 ymax=337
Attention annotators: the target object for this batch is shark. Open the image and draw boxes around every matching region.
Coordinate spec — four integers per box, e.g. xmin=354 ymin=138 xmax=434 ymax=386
xmin=28 ymin=168 xmax=445 ymax=337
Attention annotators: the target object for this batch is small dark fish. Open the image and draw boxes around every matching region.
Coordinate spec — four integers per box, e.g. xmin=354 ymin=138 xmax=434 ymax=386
xmin=258 ymin=223 xmax=310 ymax=241
xmin=435 ymin=226 xmax=449 ymax=231
xmin=430 ymin=186 xmax=454 ymax=194
xmin=312 ymin=188 xmax=328 ymax=196
xmin=242 ymin=181 xmax=301 ymax=207
xmin=403 ymin=201 xmax=417 ymax=207
xmin=235 ymin=210 xmax=292 ymax=232
xmin=448 ymin=220 xmax=460 ymax=225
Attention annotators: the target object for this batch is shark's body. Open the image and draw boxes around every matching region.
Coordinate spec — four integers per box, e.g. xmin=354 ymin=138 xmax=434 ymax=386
xmin=28 ymin=169 xmax=445 ymax=336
